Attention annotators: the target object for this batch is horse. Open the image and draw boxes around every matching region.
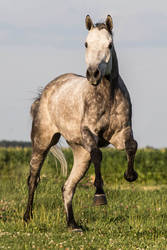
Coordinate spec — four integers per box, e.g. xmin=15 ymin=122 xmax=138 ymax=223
xmin=23 ymin=15 xmax=138 ymax=231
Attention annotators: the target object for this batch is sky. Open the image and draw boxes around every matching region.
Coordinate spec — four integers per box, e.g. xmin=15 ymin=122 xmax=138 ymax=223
xmin=0 ymin=0 xmax=167 ymax=148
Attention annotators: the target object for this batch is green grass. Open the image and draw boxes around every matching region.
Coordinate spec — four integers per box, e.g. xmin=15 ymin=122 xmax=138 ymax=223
xmin=0 ymin=148 xmax=167 ymax=249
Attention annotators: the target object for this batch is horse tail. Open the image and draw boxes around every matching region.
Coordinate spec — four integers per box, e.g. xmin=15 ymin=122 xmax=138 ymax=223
xmin=50 ymin=145 xmax=68 ymax=177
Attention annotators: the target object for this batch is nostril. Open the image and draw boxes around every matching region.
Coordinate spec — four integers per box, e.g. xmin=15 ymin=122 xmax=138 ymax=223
xmin=94 ymin=69 xmax=100 ymax=78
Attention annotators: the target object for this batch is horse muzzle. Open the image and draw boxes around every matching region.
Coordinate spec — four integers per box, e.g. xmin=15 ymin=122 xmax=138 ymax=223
xmin=86 ymin=67 xmax=101 ymax=85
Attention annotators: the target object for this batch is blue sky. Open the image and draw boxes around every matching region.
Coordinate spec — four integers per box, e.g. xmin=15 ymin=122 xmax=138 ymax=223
xmin=0 ymin=0 xmax=167 ymax=148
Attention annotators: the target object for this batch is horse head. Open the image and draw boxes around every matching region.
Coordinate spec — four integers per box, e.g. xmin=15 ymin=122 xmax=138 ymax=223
xmin=85 ymin=15 xmax=114 ymax=85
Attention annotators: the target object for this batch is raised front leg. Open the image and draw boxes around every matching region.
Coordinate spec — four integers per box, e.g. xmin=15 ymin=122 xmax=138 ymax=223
xmin=62 ymin=145 xmax=91 ymax=231
xmin=109 ymin=127 xmax=138 ymax=182
xmin=124 ymin=138 xmax=138 ymax=182
xmin=81 ymin=126 xmax=107 ymax=206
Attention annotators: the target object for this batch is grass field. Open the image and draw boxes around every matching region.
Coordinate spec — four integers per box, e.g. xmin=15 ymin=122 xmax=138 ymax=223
xmin=0 ymin=148 xmax=167 ymax=249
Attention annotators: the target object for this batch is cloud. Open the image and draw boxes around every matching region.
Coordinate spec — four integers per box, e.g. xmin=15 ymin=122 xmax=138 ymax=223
xmin=0 ymin=0 xmax=166 ymax=48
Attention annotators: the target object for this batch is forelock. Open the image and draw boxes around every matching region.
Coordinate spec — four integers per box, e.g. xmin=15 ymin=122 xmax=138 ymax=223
xmin=95 ymin=22 xmax=112 ymax=35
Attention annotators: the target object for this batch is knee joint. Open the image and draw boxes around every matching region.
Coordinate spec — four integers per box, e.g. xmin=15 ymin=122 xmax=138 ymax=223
xmin=27 ymin=173 xmax=40 ymax=188
xmin=126 ymin=139 xmax=138 ymax=155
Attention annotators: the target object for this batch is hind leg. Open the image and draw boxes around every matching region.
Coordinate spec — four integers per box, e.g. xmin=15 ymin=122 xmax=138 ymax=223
xmin=23 ymin=129 xmax=60 ymax=222
xmin=62 ymin=144 xmax=91 ymax=231
xmin=23 ymin=149 xmax=47 ymax=222
xmin=124 ymin=138 xmax=138 ymax=182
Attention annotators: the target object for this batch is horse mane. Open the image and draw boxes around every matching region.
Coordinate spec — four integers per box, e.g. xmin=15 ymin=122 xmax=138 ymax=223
xmin=111 ymin=46 xmax=119 ymax=80
xmin=95 ymin=22 xmax=113 ymax=35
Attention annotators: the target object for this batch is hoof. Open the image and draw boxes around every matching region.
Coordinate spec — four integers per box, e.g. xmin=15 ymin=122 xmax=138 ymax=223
xmin=68 ymin=223 xmax=83 ymax=232
xmin=23 ymin=212 xmax=33 ymax=223
xmin=23 ymin=214 xmax=30 ymax=223
xmin=71 ymin=227 xmax=83 ymax=232
xmin=93 ymin=194 xmax=107 ymax=206
xmin=124 ymin=170 xmax=138 ymax=182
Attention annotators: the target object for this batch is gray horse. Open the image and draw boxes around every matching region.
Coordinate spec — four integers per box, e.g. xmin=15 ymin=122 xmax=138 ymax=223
xmin=24 ymin=15 xmax=138 ymax=231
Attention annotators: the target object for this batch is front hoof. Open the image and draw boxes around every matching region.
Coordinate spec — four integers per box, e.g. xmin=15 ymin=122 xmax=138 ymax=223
xmin=71 ymin=227 xmax=83 ymax=232
xmin=68 ymin=223 xmax=83 ymax=232
xmin=124 ymin=170 xmax=138 ymax=182
xmin=93 ymin=194 xmax=107 ymax=206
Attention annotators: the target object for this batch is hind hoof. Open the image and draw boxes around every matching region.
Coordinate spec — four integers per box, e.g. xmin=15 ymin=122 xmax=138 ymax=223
xmin=124 ymin=170 xmax=138 ymax=182
xmin=23 ymin=210 xmax=33 ymax=223
xmin=93 ymin=194 xmax=107 ymax=206
xmin=23 ymin=214 xmax=30 ymax=223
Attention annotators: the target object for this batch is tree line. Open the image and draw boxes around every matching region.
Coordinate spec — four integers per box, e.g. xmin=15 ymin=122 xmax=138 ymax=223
xmin=0 ymin=140 xmax=31 ymax=148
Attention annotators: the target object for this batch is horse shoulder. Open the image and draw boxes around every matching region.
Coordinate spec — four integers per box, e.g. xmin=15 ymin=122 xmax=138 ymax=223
xmin=104 ymin=76 xmax=132 ymax=147
xmin=112 ymin=76 xmax=132 ymax=123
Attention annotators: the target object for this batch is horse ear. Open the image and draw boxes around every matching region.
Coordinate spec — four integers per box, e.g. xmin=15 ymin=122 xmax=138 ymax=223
xmin=106 ymin=15 xmax=113 ymax=32
xmin=85 ymin=15 xmax=94 ymax=30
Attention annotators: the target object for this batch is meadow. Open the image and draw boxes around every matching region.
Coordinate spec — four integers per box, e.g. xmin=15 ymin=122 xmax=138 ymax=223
xmin=0 ymin=147 xmax=167 ymax=249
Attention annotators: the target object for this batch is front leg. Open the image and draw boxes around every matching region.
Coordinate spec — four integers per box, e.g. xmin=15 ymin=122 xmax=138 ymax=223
xmin=124 ymin=138 xmax=138 ymax=182
xmin=109 ymin=127 xmax=138 ymax=182
xmin=81 ymin=126 xmax=107 ymax=206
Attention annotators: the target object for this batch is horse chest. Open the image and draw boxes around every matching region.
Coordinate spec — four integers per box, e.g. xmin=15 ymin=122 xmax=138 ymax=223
xmin=83 ymin=90 xmax=111 ymax=133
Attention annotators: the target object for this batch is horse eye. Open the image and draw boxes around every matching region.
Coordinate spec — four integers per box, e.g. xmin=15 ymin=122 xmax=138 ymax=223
xmin=108 ymin=42 xmax=112 ymax=49
xmin=85 ymin=42 xmax=88 ymax=48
